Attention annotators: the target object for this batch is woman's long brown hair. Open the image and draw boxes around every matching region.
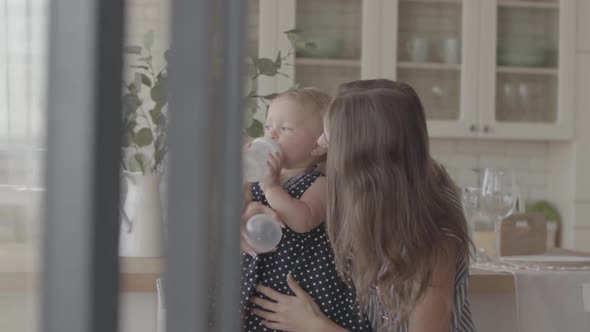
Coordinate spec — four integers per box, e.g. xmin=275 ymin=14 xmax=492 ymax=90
xmin=326 ymin=79 xmax=471 ymax=322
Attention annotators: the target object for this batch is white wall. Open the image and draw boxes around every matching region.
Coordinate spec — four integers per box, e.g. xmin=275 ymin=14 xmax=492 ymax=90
xmin=430 ymin=139 xmax=549 ymax=204
xmin=565 ymin=0 xmax=590 ymax=251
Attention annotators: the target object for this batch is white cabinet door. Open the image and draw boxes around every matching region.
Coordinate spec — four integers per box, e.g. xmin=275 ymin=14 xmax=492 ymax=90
xmin=477 ymin=0 xmax=575 ymax=140
xmin=257 ymin=0 xmax=576 ymax=141
xmin=258 ymin=0 xmax=374 ymax=96
xmin=387 ymin=0 xmax=481 ymax=139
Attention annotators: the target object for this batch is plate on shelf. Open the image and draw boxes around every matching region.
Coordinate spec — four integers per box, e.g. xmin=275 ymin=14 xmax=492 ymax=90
xmin=295 ymin=38 xmax=345 ymax=58
xmin=498 ymin=53 xmax=546 ymax=67
xmin=497 ymin=47 xmax=551 ymax=67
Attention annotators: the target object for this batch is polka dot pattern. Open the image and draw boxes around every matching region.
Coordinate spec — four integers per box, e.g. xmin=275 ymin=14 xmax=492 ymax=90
xmin=241 ymin=169 xmax=372 ymax=332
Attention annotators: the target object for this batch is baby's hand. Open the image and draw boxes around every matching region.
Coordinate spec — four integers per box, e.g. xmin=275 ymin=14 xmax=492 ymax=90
xmin=261 ymin=152 xmax=282 ymax=192
xmin=240 ymin=201 xmax=283 ymax=256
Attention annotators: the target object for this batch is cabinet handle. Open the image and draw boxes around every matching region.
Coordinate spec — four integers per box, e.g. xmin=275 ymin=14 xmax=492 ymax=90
xmin=483 ymin=125 xmax=490 ymax=133
xmin=469 ymin=124 xmax=478 ymax=133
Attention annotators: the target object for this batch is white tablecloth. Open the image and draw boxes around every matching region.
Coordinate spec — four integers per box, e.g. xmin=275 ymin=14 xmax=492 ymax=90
xmin=475 ymin=263 xmax=590 ymax=332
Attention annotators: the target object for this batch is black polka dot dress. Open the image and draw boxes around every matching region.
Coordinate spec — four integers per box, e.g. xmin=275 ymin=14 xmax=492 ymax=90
xmin=241 ymin=168 xmax=373 ymax=332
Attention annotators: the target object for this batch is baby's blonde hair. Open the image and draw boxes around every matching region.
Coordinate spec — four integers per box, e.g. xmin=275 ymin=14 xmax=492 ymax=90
xmin=273 ymin=87 xmax=332 ymax=119
xmin=272 ymin=87 xmax=331 ymax=172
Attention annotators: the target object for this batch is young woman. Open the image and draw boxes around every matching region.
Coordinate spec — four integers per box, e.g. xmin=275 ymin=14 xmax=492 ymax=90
xmin=249 ymin=80 xmax=475 ymax=332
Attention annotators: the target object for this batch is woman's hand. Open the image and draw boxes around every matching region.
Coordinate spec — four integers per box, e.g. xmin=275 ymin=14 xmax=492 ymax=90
xmin=251 ymin=274 xmax=328 ymax=331
xmin=240 ymin=201 xmax=283 ymax=256
xmin=260 ymin=152 xmax=282 ymax=192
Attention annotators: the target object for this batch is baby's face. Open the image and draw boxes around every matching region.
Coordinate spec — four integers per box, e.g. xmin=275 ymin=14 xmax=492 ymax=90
xmin=264 ymin=98 xmax=323 ymax=169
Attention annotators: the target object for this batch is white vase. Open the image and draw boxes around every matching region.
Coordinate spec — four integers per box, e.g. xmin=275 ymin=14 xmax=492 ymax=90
xmin=119 ymin=171 xmax=163 ymax=257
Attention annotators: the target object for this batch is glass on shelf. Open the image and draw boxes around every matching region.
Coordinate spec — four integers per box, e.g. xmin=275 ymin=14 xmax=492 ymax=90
xmin=398 ymin=0 xmax=463 ymax=65
xmin=495 ymin=72 xmax=557 ymax=123
xmin=294 ymin=0 xmax=362 ymax=94
xmin=397 ymin=68 xmax=461 ymax=121
xmin=496 ymin=5 xmax=558 ymax=69
xmin=247 ymin=0 xmax=260 ymax=59
xmin=295 ymin=0 xmax=361 ymax=60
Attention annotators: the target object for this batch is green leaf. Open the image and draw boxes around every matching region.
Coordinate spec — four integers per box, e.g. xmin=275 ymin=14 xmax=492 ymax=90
xmin=128 ymin=156 xmax=142 ymax=173
xmin=255 ymin=58 xmax=279 ymax=76
xmin=155 ymin=131 xmax=167 ymax=149
xmin=130 ymin=65 xmax=149 ymax=70
xmin=246 ymin=58 xmax=258 ymax=79
xmin=151 ymin=77 xmax=168 ymax=104
xmin=149 ymin=107 xmax=163 ymax=125
xmin=305 ymin=41 xmax=317 ymax=50
xmin=154 ymin=148 xmax=162 ymax=168
xmin=140 ymin=74 xmax=152 ymax=87
xmin=123 ymin=45 xmax=142 ymax=54
xmin=246 ymin=120 xmax=264 ymax=138
xmin=122 ymin=132 xmax=133 ymax=148
xmin=244 ymin=107 xmax=254 ymax=128
xmin=134 ymin=153 xmax=147 ymax=173
xmin=244 ymin=98 xmax=258 ymax=128
xmin=262 ymin=93 xmax=278 ymax=100
xmin=134 ymin=73 xmax=143 ymax=93
xmin=275 ymin=50 xmax=282 ymax=68
xmin=127 ymin=83 xmax=140 ymax=94
xmin=124 ymin=117 xmax=137 ymax=130
xmin=143 ymin=30 xmax=155 ymax=51
xmin=133 ymin=128 xmax=154 ymax=147
xmin=284 ymin=29 xmax=304 ymax=48
xmin=122 ymin=93 xmax=141 ymax=119
xmin=156 ymin=109 xmax=167 ymax=127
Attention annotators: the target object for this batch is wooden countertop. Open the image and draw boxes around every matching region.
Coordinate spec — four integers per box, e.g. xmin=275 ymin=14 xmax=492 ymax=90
xmin=0 ymin=243 xmax=517 ymax=294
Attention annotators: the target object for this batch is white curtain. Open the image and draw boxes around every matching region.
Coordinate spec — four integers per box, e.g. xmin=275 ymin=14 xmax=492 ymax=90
xmin=0 ymin=0 xmax=47 ymax=242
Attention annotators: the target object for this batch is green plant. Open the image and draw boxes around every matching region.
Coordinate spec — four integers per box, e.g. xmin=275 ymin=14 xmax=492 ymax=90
xmin=120 ymin=29 xmax=313 ymax=172
xmin=121 ymin=30 xmax=169 ymax=174
xmin=243 ymin=29 xmax=314 ymax=138
xmin=526 ymin=200 xmax=561 ymax=224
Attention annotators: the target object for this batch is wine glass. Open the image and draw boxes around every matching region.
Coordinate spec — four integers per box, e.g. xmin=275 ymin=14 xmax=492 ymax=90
xmin=481 ymin=168 xmax=517 ymax=220
xmin=480 ymin=168 xmax=517 ymax=222
xmin=462 ymin=187 xmax=480 ymax=222
xmin=462 ymin=187 xmax=489 ymax=260
xmin=480 ymin=168 xmax=517 ymax=259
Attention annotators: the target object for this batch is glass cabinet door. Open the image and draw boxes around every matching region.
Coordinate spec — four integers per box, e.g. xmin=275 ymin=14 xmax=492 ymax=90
xmin=495 ymin=0 xmax=559 ymax=124
xmin=396 ymin=0 xmax=464 ymax=122
xmin=478 ymin=0 xmax=574 ymax=140
xmin=293 ymin=0 xmax=363 ymax=94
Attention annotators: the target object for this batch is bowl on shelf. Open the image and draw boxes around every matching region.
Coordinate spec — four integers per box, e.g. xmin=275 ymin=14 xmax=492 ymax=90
xmin=295 ymin=38 xmax=346 ymax=58
xmin=497 ymin=47 xmax=550 ymax=67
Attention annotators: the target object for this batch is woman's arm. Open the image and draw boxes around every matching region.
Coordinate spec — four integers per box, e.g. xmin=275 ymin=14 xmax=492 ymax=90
xmin=251 ymin=274 xmax=351 ymax=332
xmin=408 ymin=246 xmax=457 ymax=332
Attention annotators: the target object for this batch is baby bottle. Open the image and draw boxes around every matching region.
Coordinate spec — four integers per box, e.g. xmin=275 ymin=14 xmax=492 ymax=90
xmin=245 ymin=214 xmax=283 ymax=253
xmin=243 ymin=137 xmax=282 ymax=183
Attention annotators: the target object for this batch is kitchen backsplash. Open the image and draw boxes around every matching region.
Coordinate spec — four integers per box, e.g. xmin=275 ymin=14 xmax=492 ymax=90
xmin=431 ymin=138 xmax=548 ymax=204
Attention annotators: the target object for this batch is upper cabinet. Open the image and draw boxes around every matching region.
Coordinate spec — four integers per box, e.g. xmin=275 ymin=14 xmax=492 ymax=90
xmin=256 ymin=0 xmax=575 ymax=141
xmin=477 ymin=0 xmax=575 ymax=140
